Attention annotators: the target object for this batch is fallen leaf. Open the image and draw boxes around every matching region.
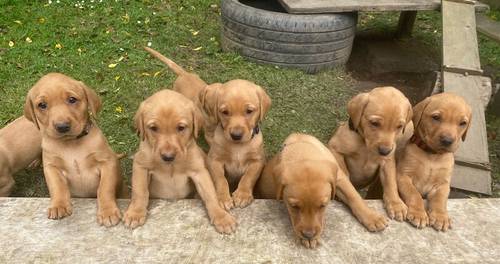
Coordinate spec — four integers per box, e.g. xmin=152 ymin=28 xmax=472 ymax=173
xmin=115 ymin=75 xmax=120 ymax=81
xmin=153 ymin=71 xmax=161 ymax=77
xmin=25 ymin=37 xmax=32 ymax=43
xmin=13 ymin=20 xmax=22 ymax=25
xmin=8 ymin=41 xmax=14 ymax=47
xmin=108 ymin=63 xmax=118 ymax=68
xmin=141 ymin=72 xmax=151 ymax=76
xmin=115 ymin=106 xmax=123 ymax=113
xmin=55 ymin=43 xmax=62 ymax=49
xmin=193 ymin=46 xmax=202 ymax=51
xmin=38 ymin=17 xmax=46 ymax=24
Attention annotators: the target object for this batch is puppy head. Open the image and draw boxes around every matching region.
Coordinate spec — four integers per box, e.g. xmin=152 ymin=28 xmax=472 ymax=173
xmin=135 ymin=90 xmax=201 ymax=163
xmin=413 ymin=93 xmax=472 ymax=153
xmin=276 ymin=161 xmax=337 ymax=245
xmin=199 ymin=79 xmax=271 ymax=143
xmin=24 ymin=73 xmax=101 ymax=139
xmin=348 ymin=87 xmax=412 ymax=158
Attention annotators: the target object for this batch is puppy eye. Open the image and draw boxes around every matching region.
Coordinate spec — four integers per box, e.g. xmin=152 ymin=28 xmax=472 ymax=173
xmin=319 ymin=204 xmax=327 ymax=209
xmin=246 ymin=109 xmax=254 ymax=115
xmin=177 ymin=125 xmax=186 ymax=132
xmin=67 ymin=96 xmax=78 ymax=104
xmin=396 ymin=124 xmax=404 ymax=130
xmin=290 ymin=204 xmax=300 ymax=210
xmin=369 ymin=120 xmax=380 ymax=128
xmin=37 ymin=102 xmax=47 ymax=110
xmin=221 ymin=110 xmax=229 ymax=116
xmin=432 ymin=115 xmax=441 ymax=121
xmin=459 ymin=121 xmax=467 ymax=127
xmin=149 ymin=126 xmax=158 ymax=132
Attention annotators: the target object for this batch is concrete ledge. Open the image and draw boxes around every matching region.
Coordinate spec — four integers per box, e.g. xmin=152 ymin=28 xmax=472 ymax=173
xmin=1 ymin=198 xmax=499 ymax=263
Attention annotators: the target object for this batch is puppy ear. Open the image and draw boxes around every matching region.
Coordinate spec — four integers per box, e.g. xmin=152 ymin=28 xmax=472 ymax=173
xmin=134 ymin=104 xmax=146 ymax=141
xmin=403 ymin=100 xmax=413 ymax=133
xmin=256 ymin=85 xmax=271 ymax=122
xmin=198 ymin=83 xmax=221 ymax=124
xmin=347 ymin=93 xmax=370 ymax=130
xmin=412 ymin=97 xmax=432 ymax=130
xmin=461 ymin=111 xmax=472 ymax=142
xmin=79 ymin=82 xmax=102 ymax=117
xmin=23 ymin=90 xmax=40 ymax=129
xmin=192 ymin=106 xmax=203 ymax=139
xmin=273 ymin=159 xmax=286 ymax=200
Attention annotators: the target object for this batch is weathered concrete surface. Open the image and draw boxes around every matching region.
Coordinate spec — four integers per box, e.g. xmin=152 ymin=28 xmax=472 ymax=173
xmin=1 ymin=198 xmax=500 ymax=263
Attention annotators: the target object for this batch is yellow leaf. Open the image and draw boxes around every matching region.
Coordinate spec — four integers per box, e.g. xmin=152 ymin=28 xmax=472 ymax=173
xmin=77 ymin=48 xmax=82 ymax=53
xmin=117 ymin=56 xmax=124 ymax=62
xmin=191 ymin=30 xmax=199 ymax=36
xmin=14 ymin=20 xmax=22 ymax=25
xmin=115 ymin=75 xmax=121 ymax=81
xmin=55 ymin=43 xmax=63 ymax=49
xmin=115 ymin=106 xmax=123 ymax=113
xmin=193 ymin=46 xmax=202 ymax=51
xmin=25 ymin=37 xmax=32 ymax=43
xmin=8 ymin=41 xmax=14 ymax=47
xmin=121 ymin=13 xmax=130 ymax=23
xmin=153 ymin=71 xmax=161 ymax=77
xmin=38 ymin=17 xmax=46 ymax=24
xmin=179 ymin=45 xmax=187 ymax=48
xmin=108 ymin=63 xmax=118 ymax=68
xmin=141 ymin=72 xmax=151 ymax=76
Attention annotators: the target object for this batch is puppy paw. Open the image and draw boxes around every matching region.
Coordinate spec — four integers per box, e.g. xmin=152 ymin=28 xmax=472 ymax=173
xmin=123 ymin=208 xmax=147 ymax=229
xmin=97 ymin=206 xmax=122 ymax=227
xmin=300 ymin=238 xmax=320 ymax=249
xmin=212 ymin=211 xmax=237 ymax=234
xmin=361 ymin=210 xmax=388 ymax=232
xmin=428 ymin=210 xmax=451 ymax=232
xmin=232 ymin=189 xmax=254 ymax=208
xmin=47 ymin=203 xmax=73 ymax=220
xmin=217 ymin=194 xmax=234 ymax=211
xmin=407 ymin=206 xmax=429 ymax=229
xmin=384 ymin=199 xmax=408 ymax=221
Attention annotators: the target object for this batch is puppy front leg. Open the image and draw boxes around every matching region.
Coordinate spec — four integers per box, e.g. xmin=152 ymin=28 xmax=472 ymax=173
xmin=0 ymin=172 xmax=15 ymax=197
xmin=96 ymin=160 xmax=121 ymax=227
xmin=397 ymin=174 xmax=428 ymax=229
xmin=336 ymin=170 xmax=388 ymax=232
xmin=233 ymin=160 xmax=264 ymax=208
xmin=44 ymin=165 xmax=72 ymax=219
xmin=191 ymin=169 xmax=237 ymax=234
xmin=427 ymin=184 xmax=451 ymax=231
xmin=124 ymin=163 xmax=151 ymax=229
xmin=207 ymin=158 xmax=233 ymax=210
xmin=380 ymin=159 xmax=407 ymax=221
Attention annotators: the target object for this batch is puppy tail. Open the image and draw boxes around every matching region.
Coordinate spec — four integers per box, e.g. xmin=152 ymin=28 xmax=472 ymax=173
xmin=144 ymin=46 xmax=187 ymax=76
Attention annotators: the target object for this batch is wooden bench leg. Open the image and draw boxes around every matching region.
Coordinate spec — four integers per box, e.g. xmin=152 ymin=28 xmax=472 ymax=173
xmin=396 ymin=11 xmax=418 ymax=39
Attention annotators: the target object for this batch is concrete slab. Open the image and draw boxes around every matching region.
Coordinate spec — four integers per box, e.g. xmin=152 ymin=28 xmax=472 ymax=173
xmin=1 ymin=198 xmax=500 ymax=263
xmin=477 ymin=13 xmax=500 ymax=43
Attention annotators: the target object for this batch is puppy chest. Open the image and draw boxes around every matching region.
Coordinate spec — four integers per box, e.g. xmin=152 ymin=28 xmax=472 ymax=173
xmin=61 ymin=158 xmax=100 ymax=198
xmin=149 ymin=170 xmax=195 ymax=199
xmin=408 ymin=159 xmax=453 ymax=195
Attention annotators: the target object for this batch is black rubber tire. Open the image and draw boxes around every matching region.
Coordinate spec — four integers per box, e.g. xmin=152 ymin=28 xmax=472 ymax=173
xmin=221 ymin=0 xmax=357 ymax=73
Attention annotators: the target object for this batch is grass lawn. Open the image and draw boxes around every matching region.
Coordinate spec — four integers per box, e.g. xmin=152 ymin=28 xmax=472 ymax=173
xmin=0 ymin=0 xmax=499 ymax=197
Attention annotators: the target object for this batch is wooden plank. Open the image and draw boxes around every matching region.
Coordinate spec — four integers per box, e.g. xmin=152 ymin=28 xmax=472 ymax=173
xmin=442 ymin=0 xmax=482 ymax=72
xmin=277 ymin=0 xmax=441 ymax=13
xmin=277 ymin=0 xmax=488 ymax=13
xmin=477 ymin=13 xmax=500 ymax=43
xmin=442 ymin=72 xmax=491 ymax=194
xmin=451 ymin=164 xmax=491 ymax=195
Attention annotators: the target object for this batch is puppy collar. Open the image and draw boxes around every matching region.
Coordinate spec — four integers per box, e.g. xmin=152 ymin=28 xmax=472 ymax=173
xmin=251 ymin=125 xmax=260 ymax=139
xmin=410 ymin=133 xmax=437 ymax=154
xmin=76 ymin=121 xmax=92 ymax=139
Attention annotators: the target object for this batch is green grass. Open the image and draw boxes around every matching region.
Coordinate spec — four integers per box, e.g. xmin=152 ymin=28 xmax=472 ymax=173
xmin=1 ymin=1 xmax=499 ymax=197
xmin=0 ymin=0 xmax=353 ymax=196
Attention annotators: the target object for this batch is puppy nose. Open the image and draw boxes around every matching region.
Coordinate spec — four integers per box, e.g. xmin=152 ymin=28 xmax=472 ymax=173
xmin=160 ymin=153 xmax=176 ymax=162
xmin=378 ymin=146 xmax=392 ymax=156
xmin=301 ymin=229 xmax=316 ymax=240
xmin=54 ymin=122 xmax=71 ymax=134
xmin=230 ymin=132 xmax=243 ymax=141
xmin=440 ymin=136 xmax=454 ymax=147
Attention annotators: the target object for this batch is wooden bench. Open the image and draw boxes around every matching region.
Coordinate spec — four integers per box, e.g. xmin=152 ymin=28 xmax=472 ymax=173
xmin=277 ymin=0 xmax=489 ymax=38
